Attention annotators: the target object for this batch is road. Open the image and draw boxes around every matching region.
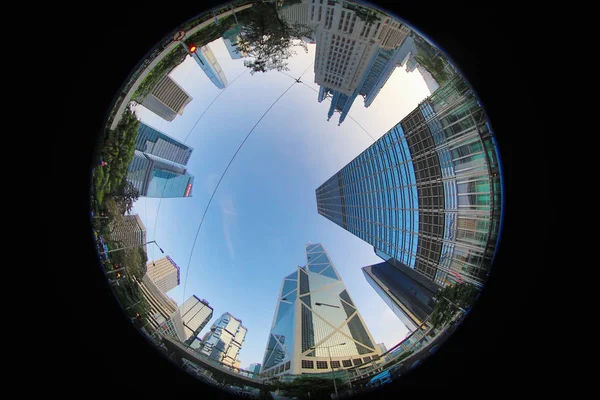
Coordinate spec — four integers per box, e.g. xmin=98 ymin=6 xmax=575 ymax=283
xmin=109 ymin=3 xmax=253 ymax=130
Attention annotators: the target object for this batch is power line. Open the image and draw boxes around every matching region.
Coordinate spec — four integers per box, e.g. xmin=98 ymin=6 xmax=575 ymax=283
xmin=148 ymin=68 xmax=249 ymax=262
xmin=181 ymin=62 xmax=314 ymax=304
xmin=278 ymin=70 xmax=377 ymax=143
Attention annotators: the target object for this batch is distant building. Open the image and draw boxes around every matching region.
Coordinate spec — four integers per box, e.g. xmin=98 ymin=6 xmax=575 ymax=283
xmin=248 ymin=363 xmax=261 ymax=378
xmin=191 ymin=45 xmax=228 ymax=89
xmin=260 ymin=243 xmax=380 ymax=378
xmin=136 ymin=275 xmax=186 ymax=341
xmin=108 ymin=214 xmax=147 ymax=254
xmin=376 ymin=343 xmax=391 ymax=362
xmin=200 ymin=312 xmax=247 ymax=367
xmin=222 ymin=25 xmax=247 ymax=59
xmin=278 ymin=0 xmax=314 ymax=28
xmin=179 ymin=295 xmax=214 ymax=343
xmin=127 ymin=150 xmax=194 ymax=198
xmin=140 ymin=75 xmax=193 ymax=121
xmin=363 ymin=260 xmax=438 ymax=332
xmin=145 ymin=256 xmax=181 ymax=294
xmin=135 ymin=123 xmax=193 ymax=166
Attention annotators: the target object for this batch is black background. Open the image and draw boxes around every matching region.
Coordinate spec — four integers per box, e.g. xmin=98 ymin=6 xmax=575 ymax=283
xmin=42 ymin=0 xmax=544 ymax=396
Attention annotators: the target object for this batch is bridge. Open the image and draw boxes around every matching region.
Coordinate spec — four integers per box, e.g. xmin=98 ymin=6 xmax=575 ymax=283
xmin=158 ymin=333 xmax=270 ymax=389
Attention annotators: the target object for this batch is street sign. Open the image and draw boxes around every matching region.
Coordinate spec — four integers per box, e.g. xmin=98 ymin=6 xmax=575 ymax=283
xmin=173 ymin=30 xmax=186 ymax=41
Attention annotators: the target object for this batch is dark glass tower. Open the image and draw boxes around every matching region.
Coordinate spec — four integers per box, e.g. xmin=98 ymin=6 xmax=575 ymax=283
xmin=316 ymin=75 xmax=503 ymax=288
xmin=135 ymin=123 xmax=193 ymax=165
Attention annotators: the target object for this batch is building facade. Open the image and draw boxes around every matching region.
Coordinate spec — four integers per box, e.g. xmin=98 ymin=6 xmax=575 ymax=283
xmin=200 ymin=312 xmax=247 ymax=367
xmin=260 ymin=243 xmax=380 ymax=378
xmin=135 ymin=123 xmax=193 ymax=165
xmin=107 ymin=214 xmax=147 ymax=254
xmin=222 ymin=25 xmax=247 ymax=59
xmin=179 ymin=295 xmax=214 ymax=343
xmin=127 ymin=150 xmax=194 ymax=198
xmin=191 ymin=45 xmax=228 ymax=89
xmin=145 ymin=256 xmax=181 ymax=294
xmin=136 ymin=274 xmax=186 ymax=341
xmin=140 ymin=75 xmax=193 ymax=121
xmin=248 ymin=363 xmax=262 ymax=378
xmin=363 ymin=260 xmax=438 ymax=331
xmin=315 ymin=75 xmax=503 ymax=288
xmin=309 ymin=0 xmax=410 ymax=124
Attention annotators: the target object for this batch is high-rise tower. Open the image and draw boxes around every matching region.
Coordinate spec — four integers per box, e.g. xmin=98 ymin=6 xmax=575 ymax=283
xmin=140 ymin=75 xmax=193 ymax=121
xmin=261 ymin=243 xmax=380 ymax=378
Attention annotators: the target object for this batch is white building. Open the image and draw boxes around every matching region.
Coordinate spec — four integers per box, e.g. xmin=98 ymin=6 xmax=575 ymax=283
xmin=145 ymin=256 xmax=180 ymax=294
xmin=140 ymin=75 xmax=193 ymax=122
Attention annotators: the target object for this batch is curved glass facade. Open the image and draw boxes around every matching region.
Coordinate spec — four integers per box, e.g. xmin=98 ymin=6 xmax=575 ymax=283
xmin=316 ymin=75 xmax=503 ymax=288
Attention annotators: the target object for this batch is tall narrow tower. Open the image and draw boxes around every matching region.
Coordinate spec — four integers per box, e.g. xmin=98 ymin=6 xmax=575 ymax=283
xmin=261 ymin=243 xmax=380 ymax=378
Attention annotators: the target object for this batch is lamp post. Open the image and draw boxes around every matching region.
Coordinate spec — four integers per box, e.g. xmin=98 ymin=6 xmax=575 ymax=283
xmin=309 ymin=342 xmax=346 ymax=400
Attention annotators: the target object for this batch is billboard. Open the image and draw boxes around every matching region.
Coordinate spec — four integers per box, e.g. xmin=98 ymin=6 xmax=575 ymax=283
xmin=184 ymin=183 xmax=193 ymax=197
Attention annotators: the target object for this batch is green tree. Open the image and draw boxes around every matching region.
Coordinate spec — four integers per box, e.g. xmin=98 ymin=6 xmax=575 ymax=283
xmin=277 ymin=376 xmax=349 ymax=400
xmin=236 ymin=2 xmax=312 ymax=74
xmin=430 ymin=282 xmax=478 ymax=328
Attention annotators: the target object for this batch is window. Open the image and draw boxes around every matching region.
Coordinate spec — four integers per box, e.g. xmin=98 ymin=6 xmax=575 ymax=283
xmin=317 ymin=361 xmax=328 ymax=369
xmin=331 ymin=360 xmax=341 ymax=368
xmin=285 ymin=361 xmax=291 ymax=370
xmin=302 ymin=360 xmax=314 ymax=369
xmin=342 ymin=359 xmax=352 ymax=367
xmin=352 ymin=358 xmax=362 ymax=366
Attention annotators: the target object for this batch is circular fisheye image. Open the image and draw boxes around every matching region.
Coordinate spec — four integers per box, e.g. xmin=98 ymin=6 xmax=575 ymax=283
xmin=90 ymin=0 xmax=504 ymax=397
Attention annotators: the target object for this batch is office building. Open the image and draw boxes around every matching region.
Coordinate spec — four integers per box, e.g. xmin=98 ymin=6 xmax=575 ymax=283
xmin=136 ymin=274 xmax=186 ymax=341
xmin=248 ymin=363 xmax=261 ymax=378
xmin=127 ymin=150 xmax=194 ymax=198
xmin=260 ymin=243 xmax=380 ymax=378
xmin=222 ymin=25 xmax=247 ymax=59
xmin=191 ymin=45 xmax=228 ymax=89
xmin=180 ymin=295 xmax=214 ymax=343
xmin=135 ymin=122 xmax=193 ymax=166
xmin=200 ymin=312 xmax=247 ymax=367
xmin=316 ymin=75 xmax=503 ymax=288
xmin=140 ymin=75 xmax=193 ymax=121
xmin=376 ymin=343 xmax=391 ymax=362
xmin=145 ymin=256 xmax=181 ymax=294
xmin=363 ymin=260 xmax=438 ymax=331
xmin=309 ymin=1 xmax=409 ymax=124
xmin=107 ymin=214 xmax=147 ymax=254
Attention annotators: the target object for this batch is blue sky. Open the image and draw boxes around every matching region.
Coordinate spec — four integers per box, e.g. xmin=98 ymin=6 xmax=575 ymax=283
xmin=131 ymin=37 xmax=433 ymax=369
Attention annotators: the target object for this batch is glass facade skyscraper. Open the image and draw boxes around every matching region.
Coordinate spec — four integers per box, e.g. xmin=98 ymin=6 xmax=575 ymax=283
xmin=126 ymin=123 xmax=194 ymax=198
xmin=200 ymin=312 xmax=247 ymax=367
xmin=261 ymin=243 xmax=380 ymax=378
xmin=316 ymin=75 xmax=503 ymax=288
xmin=191 ymin=45 xmax=228 ymax=89
xmin=135 ymin=123 xmax=193 ymax=165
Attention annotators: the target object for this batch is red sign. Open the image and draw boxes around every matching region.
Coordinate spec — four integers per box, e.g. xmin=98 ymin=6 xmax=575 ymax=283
xmin=173 ymin=30 xmax=186 ymax=41
xmin=184 ymin=183 xmax=192 ymax=197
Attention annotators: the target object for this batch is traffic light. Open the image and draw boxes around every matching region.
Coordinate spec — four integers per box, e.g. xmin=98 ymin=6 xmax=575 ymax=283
xmin=188 ymin=43 xmax=197 ymax=53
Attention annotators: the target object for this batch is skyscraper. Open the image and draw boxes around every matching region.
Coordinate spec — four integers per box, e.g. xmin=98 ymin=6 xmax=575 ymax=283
xmin=145 ymin=256 xmax=181 ymax=294
xmin=248 ymin=363 xmax=262 ymax=378
xmin=316 ymin=75 xmax=503 ymax=288
xmin=127 ymin=151 xmax=194 ymax=198
xmin=363 ymin=260 xmax=438 ymax=331
xmin=309 ymin=1 xmax=410 ymax=124
xmin=200 ymin=312 xmax=247 ymax=367
xmin=221 ymin=25 xmax=247 ymax=59
xmin=135 ymin=122 xmax=193 ymax=165
xmin=107 ymin=214 xmax=147 ymax=254
xmin=260 ymin=243 xmax=380 ymax=378
xmin=191 ymin=45 xmax=228 ymax=89
xmin=179 ymin=295 xmax=214 ymax=343
xmin=136 ymin=275 xmax=186 ymax=341
xmin=140 ymin=75 xmax=193 ymax=121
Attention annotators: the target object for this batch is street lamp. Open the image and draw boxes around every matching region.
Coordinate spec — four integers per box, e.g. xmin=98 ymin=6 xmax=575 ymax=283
xmin=315 ymin=302 xmax=340 ymax=309
xmin=309 ymin=342 xmax=346 ymax=399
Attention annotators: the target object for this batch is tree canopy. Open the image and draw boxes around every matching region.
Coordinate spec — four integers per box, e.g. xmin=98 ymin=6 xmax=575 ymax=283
xmin=236 ymin=2 xmax=313 ymax=74
xmin=275 ymin=375 xmax=350 ymax=400
xmin=430 ymin=282 xmax=479 ymax=328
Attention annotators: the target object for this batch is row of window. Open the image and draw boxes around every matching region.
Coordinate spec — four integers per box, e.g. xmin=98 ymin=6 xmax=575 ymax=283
xmin=300 ymin=356 xmax=373 ymax=370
